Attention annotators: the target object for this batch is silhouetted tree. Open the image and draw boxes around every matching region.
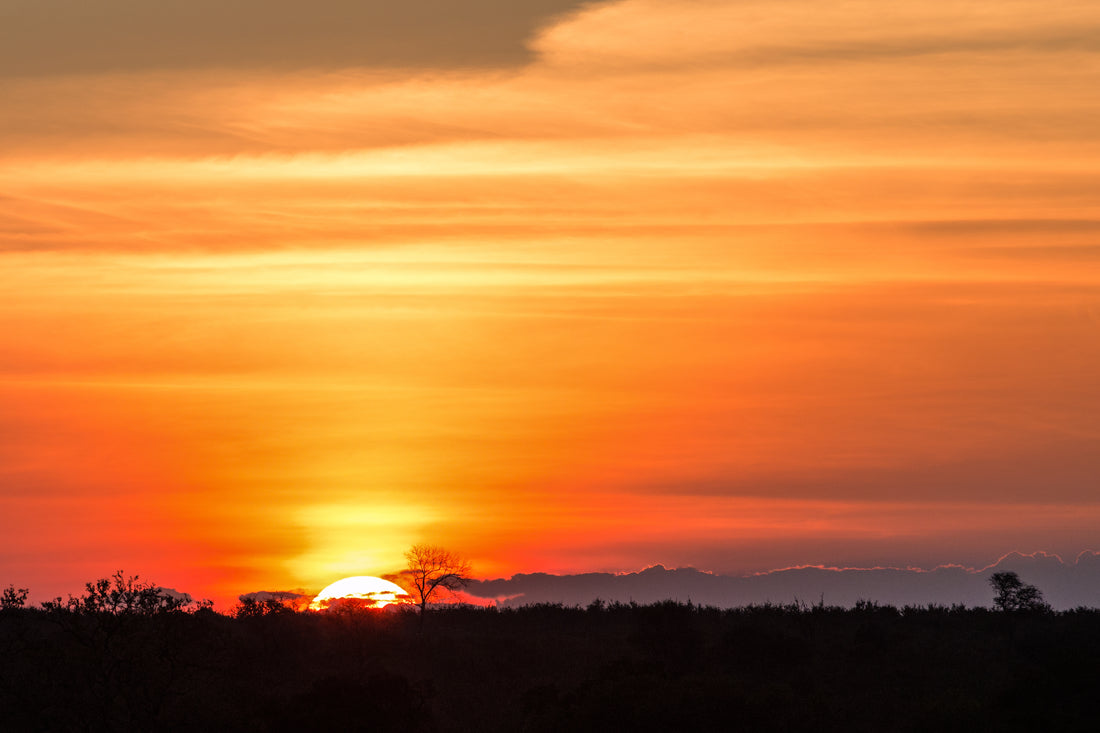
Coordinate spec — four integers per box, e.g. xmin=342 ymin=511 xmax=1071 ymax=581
xmin=392 ymin=544 xmax=472 ymax=616
xmin=989 ymin=571 xmax=1051 ymax=612
xmin=1 ymin=584 xmax=29 ymax=610
xmin=41 ymin=570 xmax=189 ymax=614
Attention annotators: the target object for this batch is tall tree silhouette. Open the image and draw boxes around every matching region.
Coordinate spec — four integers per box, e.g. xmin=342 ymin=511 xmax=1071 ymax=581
xmin=392 ymin=544 xmax=472 ymax=616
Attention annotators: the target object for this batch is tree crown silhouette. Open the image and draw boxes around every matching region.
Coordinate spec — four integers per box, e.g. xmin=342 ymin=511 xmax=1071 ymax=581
xmin=989 ymin=571 xmax=1050 ymax=612
xmin=390 ymin=544 xmax=472 ymax=615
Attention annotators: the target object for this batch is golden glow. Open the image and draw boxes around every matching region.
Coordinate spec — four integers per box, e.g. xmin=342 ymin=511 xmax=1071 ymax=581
xmin=310 ymin=576 xmax=410 ymax=610
xmin=3 ymin=0 xmax=1100 ymax=607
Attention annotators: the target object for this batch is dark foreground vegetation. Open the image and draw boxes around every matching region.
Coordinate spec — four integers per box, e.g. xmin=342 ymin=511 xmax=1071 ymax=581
xmin=3 ymin=587 xmax=1100 ymax=732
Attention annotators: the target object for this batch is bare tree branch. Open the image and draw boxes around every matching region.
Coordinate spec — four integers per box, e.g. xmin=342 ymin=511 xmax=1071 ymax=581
xmin=392 ymin=544 xmax=472 ymax=617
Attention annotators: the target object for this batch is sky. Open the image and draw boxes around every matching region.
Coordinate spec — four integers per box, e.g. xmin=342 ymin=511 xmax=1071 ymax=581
xmin=2 ymin=0 xmax=1099 ymax=609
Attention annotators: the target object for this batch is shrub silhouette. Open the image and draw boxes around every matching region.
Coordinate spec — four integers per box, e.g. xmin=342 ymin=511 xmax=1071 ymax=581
xmin=41 ymin=570 xmax=189 ymax=615
xmin=1 ymin=584 xmax=29 ymax=610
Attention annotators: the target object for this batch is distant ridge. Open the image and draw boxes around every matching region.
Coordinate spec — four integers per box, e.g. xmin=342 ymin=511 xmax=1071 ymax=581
xmin=466 ymin=551 xmax=1100 ymax=610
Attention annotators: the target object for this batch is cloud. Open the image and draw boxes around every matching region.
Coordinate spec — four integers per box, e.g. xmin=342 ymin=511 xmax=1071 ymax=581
xmin=156 ymin=587 xmax=194 ymax=605
xmin=7 ymin=0 xmax=1095 ymax=80
xmin=239 ymin=590 xmax=314 ymax=610
xmin=533 ymin=0 xmax=1100 ymax=69
xmin=634 ymin=437 xmax=1100 ymax=503
xmin=0 ymin=0 xmax=598 ymax=77
xmin=6 ymin=0 xmax=1100 ymax=162
xmin=468 ymin=551 xmax=1100 ymax=610
xmin=5 ymin=0 xmax=1100 ymax=191
xmin=965 ymin=244 xmax=1100 ymax=262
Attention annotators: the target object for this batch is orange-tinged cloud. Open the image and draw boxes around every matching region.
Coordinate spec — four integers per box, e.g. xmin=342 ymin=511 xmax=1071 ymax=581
xmin=534 ymin=0 xmax=1100 ymax=66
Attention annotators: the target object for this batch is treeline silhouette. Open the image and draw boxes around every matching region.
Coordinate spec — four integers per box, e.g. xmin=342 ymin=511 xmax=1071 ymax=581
xmin=2 ymin=582 xmax=1099 ymax=732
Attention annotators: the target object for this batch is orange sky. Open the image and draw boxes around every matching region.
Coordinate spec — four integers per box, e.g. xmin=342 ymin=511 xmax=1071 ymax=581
xmin=2 ymin=0 xmax=1100 ymax=608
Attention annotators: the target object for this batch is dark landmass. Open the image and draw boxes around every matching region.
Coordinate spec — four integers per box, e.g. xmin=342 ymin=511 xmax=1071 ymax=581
xmin=3 ymin=599 xmax=1100 ymax=732
xmin=467 ymin=551 xmax=1100 ymax=610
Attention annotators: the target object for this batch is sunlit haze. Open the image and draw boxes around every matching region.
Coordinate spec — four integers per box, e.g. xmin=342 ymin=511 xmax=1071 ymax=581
xmin=3 ymin=0 xmax=1099 ymax=608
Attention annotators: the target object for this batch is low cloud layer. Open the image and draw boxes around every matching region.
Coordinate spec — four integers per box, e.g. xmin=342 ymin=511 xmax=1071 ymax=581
xmin=239 ymin=590 xmax=312 ymax=603
xmin=156 ymin=587 xmax=194 ymax=605
xmin=468 ymin=552 xmax=1100 ymax=610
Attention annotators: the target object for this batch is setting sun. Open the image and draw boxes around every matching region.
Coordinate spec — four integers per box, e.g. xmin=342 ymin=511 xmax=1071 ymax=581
xmin=309 ymin=576 xmax=410 ymax=611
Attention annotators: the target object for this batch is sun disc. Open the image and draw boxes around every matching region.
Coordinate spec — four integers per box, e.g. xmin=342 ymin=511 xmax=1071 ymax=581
xmin=310 ymin=575 xmax=409 ymax=611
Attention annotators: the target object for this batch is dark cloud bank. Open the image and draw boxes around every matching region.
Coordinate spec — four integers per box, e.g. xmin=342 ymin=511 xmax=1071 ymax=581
xmin=466 ymin=552 xmax=1100 ymax=610
xmin=238 ymin=590 xmax=311 ymax=605
xmin=0 ymin=0 xmax=593 ymax=76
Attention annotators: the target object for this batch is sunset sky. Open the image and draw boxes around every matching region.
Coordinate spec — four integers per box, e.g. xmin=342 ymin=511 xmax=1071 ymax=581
xmin=3 ymin=0 xmax=1099 ymax=608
